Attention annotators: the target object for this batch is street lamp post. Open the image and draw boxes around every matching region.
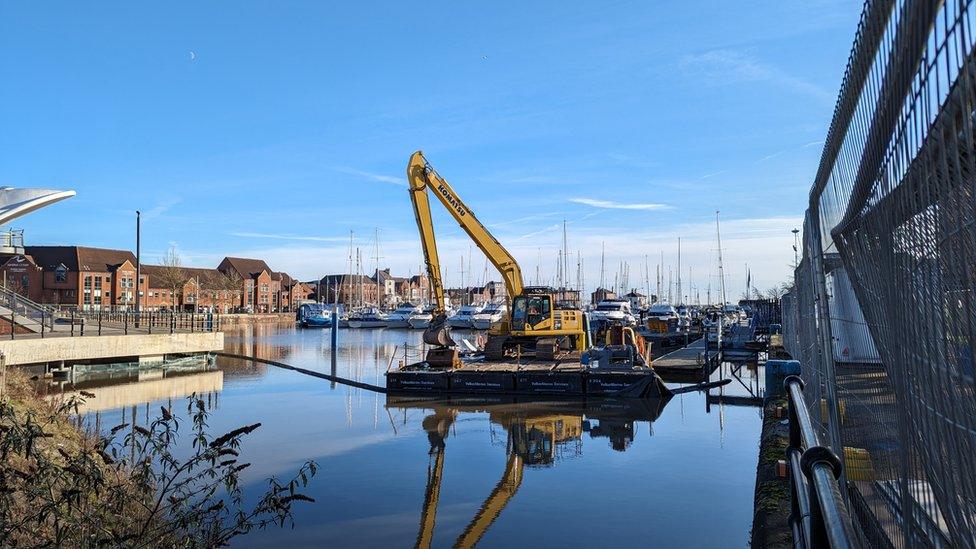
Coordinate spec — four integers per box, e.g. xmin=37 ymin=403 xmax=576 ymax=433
xmin=135 ymin=211 xmax=141 ymax=324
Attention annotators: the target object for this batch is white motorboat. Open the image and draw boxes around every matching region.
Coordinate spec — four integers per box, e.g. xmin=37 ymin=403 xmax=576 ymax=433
xmin=447 ymin=304 xmax=484 ymax=329
xmin=347 ymin=307 xmax=389 ymax=328
xmin=407 ymin=308 xmax=433 ymax=329
xmin=646 ymin=302 xmax=679 ymax=322
xmin=590 ymin=299 xmax=637 ymax=325
xmin=386 ymin=303 xmax=421 ymax=328
xmin=471 ymin=302 xmax=506 ymax=330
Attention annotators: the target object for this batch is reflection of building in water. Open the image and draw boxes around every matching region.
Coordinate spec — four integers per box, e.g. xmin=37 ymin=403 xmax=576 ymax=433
xmin=389 ymin=396 xmax=669 ymax=547
xmin=45 ymin=362 xmax=223 ymax=414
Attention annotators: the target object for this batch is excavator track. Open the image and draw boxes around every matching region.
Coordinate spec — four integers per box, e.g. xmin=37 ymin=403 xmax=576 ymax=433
xmin=535 ymin=337 xmax=558 ymax=361
xmin=484 ymin=335 xmax=509 ymax=361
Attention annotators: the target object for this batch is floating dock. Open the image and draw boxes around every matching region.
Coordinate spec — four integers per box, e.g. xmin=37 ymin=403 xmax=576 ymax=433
xmin=651 ymin=337 xmax=721 ymax=382
xmin=386 ymin=356 xmax=669 ymax=398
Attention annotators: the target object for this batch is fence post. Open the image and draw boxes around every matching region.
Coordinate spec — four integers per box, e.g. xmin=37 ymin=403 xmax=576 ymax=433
xmin=148 ymin=312 xmax=153 ymax=334
xmin=71 ymin=310 xmax=75 ymax=337
xmin=191 ymin=312 xmax=195 ymax=332
xmin=9 ymin=311 xmax=13 ymax=340
xmin=124 ymin=310 xmax=128 ymax=335
xmin=170 ymin=311 xmax=175 ymax=334
xmin=98 ymin=310 xmax=102 ymax=336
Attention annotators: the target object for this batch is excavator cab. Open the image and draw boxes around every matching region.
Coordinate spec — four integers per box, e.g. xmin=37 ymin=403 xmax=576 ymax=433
xmin=510 ymin=294 xmax=551 ymax=331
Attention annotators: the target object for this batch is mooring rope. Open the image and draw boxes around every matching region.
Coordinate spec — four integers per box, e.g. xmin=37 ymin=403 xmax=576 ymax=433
xmin=214 ymin=352 xmax=387 ymax=394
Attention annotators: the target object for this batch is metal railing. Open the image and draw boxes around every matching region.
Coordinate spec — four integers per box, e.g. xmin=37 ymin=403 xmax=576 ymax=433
xmin=785 ymin=375 xmax=857 ymax=549
xmin=0 ymin=285 xmax=54 ymax=330
xmin=64 ymin=310 xmax=221 ymax=335
xmin=0 ymin=309 xmax=221 ymax=339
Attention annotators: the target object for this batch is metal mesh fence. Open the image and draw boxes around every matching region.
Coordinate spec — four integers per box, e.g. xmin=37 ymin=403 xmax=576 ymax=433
xmin=786 ymin=0 xmax=976 ymax=546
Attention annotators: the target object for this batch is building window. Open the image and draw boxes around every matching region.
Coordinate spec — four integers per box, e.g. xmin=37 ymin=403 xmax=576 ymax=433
xmin=55 ymin=264 xmax=67 ymax=283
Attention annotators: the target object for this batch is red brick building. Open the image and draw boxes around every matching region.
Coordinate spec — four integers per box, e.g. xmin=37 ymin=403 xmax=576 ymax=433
xmin=142 ymin=265 xmax=241 ymax=312
xmin=22 ymin=246 xmax=149 ymax=310
xmin=0 ymin=255 xmax=43 ymax=301
xmin=216 ymin=257 xmax=298 ymax=313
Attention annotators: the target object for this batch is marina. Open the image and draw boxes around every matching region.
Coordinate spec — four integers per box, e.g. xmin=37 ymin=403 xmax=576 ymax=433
xmin=34 ymin=323 xmax=766 ymax=547
xmin=5 ymin=0 xmax=976 ymax=546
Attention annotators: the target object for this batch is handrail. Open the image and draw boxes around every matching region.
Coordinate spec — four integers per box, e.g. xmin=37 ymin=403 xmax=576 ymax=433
xmin=0 ymin=285 xmax=54 ymax=329
xmin=784 ymin=375 xmax=857 ymax=548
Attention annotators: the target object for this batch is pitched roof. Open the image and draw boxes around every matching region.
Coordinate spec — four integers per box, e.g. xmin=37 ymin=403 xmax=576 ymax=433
xmin=142 ymin=264 xmax=224 ymax=285
xmin=273 ymin=272 xmax=293 ymax=285
xmin=25 ymin=246 xmax=137 ymax=272
xmin=218 ymin=257 xmax=272 ymax=279
xmin=320 ymin=274 xmax=374 ymax=285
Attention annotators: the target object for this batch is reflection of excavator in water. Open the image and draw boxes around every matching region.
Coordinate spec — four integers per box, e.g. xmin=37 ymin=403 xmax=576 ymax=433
xmin=414 ymin=406 xmax=583 ymax=548
xmin=407 ymin=151 xmax=591 ymax=367
xmin=407 ymin=397 xmax=668 ymax=548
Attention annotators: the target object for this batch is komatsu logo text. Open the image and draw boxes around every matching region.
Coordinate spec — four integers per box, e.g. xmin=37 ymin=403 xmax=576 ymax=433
xmin=437 ymin=183 xmax=467 ymax=217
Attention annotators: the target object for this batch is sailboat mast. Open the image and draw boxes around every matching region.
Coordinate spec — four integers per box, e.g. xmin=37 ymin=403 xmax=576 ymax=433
xmin=599 ymin=242 xmax=606 ymax=290
xmin=562 ymin=220 xmax=569 ymax=291
xmin=373 ymin=228 xmax=381 ymax=307
xmin=677 ymin=238 xmax=682 ymax=306
xmin=716 ymin=210 xmax=727 ymax=305
xmin=345 ymin=230 xmax=354 ymax=306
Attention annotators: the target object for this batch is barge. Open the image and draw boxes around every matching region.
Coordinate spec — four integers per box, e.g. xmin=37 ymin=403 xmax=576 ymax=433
xmin=386 ymin=354 xmax=670 ymax=398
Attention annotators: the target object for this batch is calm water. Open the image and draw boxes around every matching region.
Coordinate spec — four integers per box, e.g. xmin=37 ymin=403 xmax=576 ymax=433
xmin=48 ymin=324 xmax=765 ymax=548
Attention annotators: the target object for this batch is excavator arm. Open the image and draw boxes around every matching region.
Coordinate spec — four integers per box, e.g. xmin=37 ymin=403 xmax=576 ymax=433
xmin=408 ymin=151 xmax=525 ymax=346
xmin=454 ymin=453 xmax=524 ymax=549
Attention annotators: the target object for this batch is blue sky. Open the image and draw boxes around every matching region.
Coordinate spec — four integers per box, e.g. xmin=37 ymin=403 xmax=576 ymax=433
xmin=0 ymin=1 xmax=860 ymax=301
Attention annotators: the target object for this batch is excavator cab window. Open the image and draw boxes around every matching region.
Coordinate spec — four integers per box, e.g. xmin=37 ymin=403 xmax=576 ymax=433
xmin=511 ymin=295 xmax=551 ymax=330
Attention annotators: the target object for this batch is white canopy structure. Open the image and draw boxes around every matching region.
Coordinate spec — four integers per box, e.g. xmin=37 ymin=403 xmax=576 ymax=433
xmin=0 ymin=187 xmax=76 ymax=226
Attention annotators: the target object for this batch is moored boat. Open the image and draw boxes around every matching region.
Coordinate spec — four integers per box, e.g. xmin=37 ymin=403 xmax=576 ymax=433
xmin=347 ymin=307 xmax=389 ymax=328
xmin=447 ymin=304 xmax=484 ymax=329
xmin=296 ymin=303 xmax=332 ymax=328
xmin=470 ymin=302 xmax=506 ymax=330
xmin=407 ymin=306 xmax=441 ymax=329
xmin=589 ymin=299 xmax=637 ymax=325
xmin=386 ymin=303 xmax=421 ymax=328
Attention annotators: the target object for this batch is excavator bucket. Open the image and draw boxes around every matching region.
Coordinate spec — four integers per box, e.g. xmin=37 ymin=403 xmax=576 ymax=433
xmin=424 ymin=313 xmax=455 ymax=347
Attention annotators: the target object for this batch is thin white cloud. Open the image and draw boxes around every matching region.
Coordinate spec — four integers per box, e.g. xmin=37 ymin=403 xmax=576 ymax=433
xmin=332 ymin=167 xmax=405 ymax=187
xmin=142 ymin=198 xmax=181 ymax=219
xmin=680 ymin=49 xmax=833 ymax=102
xmin=570 ymin=197 xmax=671 ymax=211
xmin=698 ymin=170 xmax=726 ymax=180
xmin=227 ymin=231 xmax=348 ymax=243
xmin=757 ymin=139 xmax=827 ymax=163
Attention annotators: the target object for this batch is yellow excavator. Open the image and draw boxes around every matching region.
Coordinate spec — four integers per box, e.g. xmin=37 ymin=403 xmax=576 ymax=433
xmin=414 ymin=406 xmax=581 ymax=549
xmin=407 ymin=151 xmax=590 ymax=366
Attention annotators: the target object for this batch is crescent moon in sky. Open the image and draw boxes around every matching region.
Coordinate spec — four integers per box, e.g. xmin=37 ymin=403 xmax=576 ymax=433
xmin=190 ymin=51 xmax=197 ymax=61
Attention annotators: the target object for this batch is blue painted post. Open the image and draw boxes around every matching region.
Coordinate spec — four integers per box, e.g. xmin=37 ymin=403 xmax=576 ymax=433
xmin=330 ymin=306 xmax=339 ymax=389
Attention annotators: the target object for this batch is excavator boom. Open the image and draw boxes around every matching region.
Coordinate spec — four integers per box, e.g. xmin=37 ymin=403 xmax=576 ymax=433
xmin=407 ymin=150 xmax=588 ymax=362
xmin=407 ymin=151 xmax=525 ymax=315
